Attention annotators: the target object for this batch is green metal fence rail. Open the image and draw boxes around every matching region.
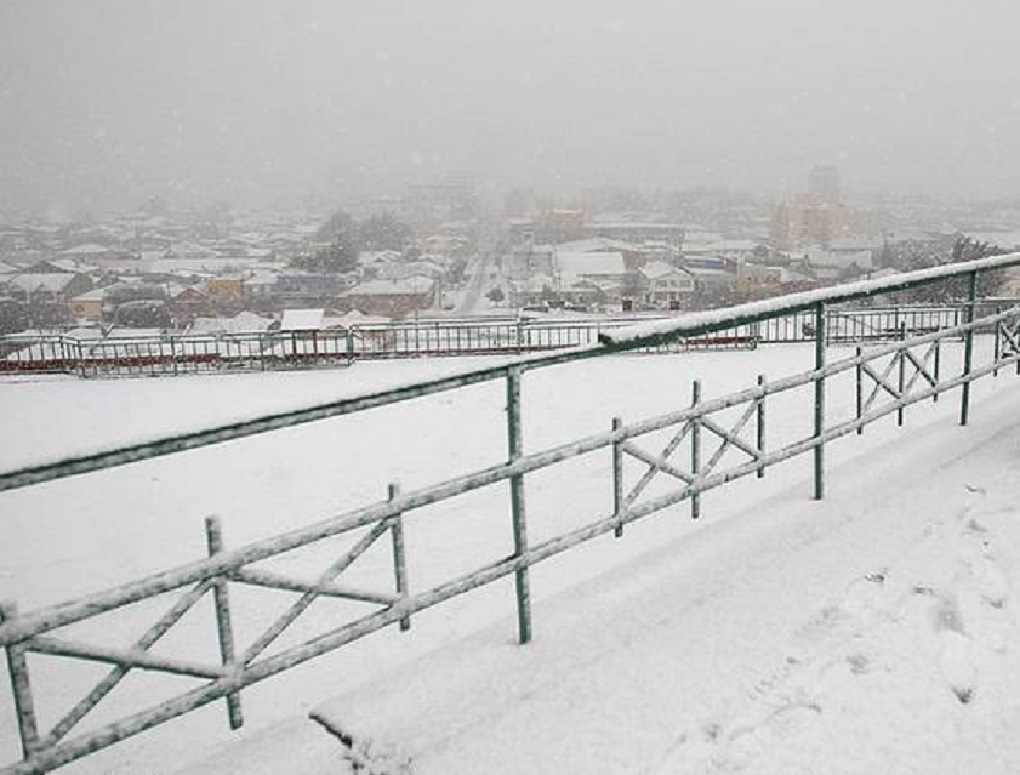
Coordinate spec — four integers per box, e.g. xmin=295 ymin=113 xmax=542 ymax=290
xmin=2 ymin=253 xmax=1020 ymax=774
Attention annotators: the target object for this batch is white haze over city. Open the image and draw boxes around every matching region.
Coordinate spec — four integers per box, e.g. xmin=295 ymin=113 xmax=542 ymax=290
xmin=2 ymin=0 xmax=1019 ymax=216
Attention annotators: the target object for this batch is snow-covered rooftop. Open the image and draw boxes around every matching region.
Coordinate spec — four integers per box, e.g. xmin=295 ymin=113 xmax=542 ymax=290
xmin=61 ymin=243 xmax=113 ymax=254
xmin=557 ymin=237 xmax=637 ymax=253
xmin=641 ymin=260 xmax=686 ymax=280
xmin=329 ymin=310 xmax=392 ymax=326
xmin=344 ymin=277 xmax=434 ymax=296
xmin=279 ymin=308 xmax=325 ymax=331
xmin=6 ymin=273 xmax=77 ymax=293
xmin=189 ymin=312 xmax=273 ymax=334
xmin=557 ymin=251 xmax=627 ymax=280
xmin=244 ymin=271 xmax=278 ymax=287
xmin=71 ymin=288 xmax=106 ymax=301
xmin=358 ymin=250 xmax=402 ymax=266
xmin=48 ymin=258 xmax=98 ymax=273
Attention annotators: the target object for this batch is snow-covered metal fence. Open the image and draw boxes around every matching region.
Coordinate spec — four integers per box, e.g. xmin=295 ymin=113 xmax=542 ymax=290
xmin=0 ymin=305 xmax=1008 ymax=379
xmin=7 ymin=301 xmax=1015 ymax=379
xmin=2 ymin=253 xmax=1020 ymax=774
xmin=0 ymin=318 xmax=760 ymax=377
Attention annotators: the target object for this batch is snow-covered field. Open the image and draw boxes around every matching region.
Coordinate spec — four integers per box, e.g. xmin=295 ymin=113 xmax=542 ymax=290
xmin=1 ymin=340 xmax=1018 ymax=774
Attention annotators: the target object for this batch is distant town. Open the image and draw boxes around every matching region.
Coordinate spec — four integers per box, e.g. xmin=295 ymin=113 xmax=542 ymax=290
xmin=2 ymin=167 xmax=1020 ymax=338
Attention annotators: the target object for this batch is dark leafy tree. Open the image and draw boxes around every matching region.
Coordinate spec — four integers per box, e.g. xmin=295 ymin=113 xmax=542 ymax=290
xmin=359 ymin=211 xmax=413 ymax=252
xmin=448 ymin=258 xmax=468 ymax=286
xmin=892 ymin=236 xmax=1005 ymax=304
xmin=291 ymin=237 xmax=359 ymax=274
xmin=316 ymin=210 xmax=356 ymax=243
xmin=294 ymin=209 xmax=415 ymax=273
xmin=620 ymin=270 xmax=647 ymax=301
xmin=291 ymin=210 xmax=360 ymax=273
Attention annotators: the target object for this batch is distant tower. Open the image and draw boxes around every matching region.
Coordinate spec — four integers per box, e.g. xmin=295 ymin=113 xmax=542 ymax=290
xmin=808 ymin=166 xmax=840 ymax=203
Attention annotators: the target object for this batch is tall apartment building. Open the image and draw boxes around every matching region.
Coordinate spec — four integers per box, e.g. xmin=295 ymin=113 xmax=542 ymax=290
xmin=772 ymin=194 xmax=851 ymax=250
xmin=808 ymin=165 xmax=840 ymax=203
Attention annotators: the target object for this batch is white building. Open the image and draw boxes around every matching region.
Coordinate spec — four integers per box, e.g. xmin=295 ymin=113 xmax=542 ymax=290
xmin=641 ymin=261 xmax=695 ymax=308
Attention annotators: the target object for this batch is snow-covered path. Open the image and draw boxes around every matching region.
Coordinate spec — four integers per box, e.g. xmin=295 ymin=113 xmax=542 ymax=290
xmin=2 ymin=343 xmax=1019 ymax=774
xmin=183 ymin=383 xmax=1020 ymax=775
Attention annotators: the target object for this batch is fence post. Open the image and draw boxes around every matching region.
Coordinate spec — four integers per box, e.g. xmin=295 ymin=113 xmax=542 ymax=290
xmin=898 ymin=322 xmax=906 ymax=427
xmin=691 ymin=380 xmax=702 ymax=520
xmin=855 ymin=346 xmax=863 ymax=434
xmin=506 ymin=366 xmax=532 ymax=645
xmin=1 ymin=601 xmax=40 ymax=759
xmin=204 ymin=516 xmax=243 ymax=730
xmin=934 ymin=338 xmax=941 ymax=402
xmin=993 ymin=308 xmax=1001 ymax=377
xmin=388 ymin=483 xmax=411 ymax=632
xmin=813 ymin=302 xmax=826 ymax=500
xmin=960 ymin=271 xmax=978 ymax=426
xmin=612 ymin=417 xmax=624 ymax=537
xmin=756 ymin=375 xmax=766 ymax=478
xmin=169 ymin=335 xmax=179 ymax=377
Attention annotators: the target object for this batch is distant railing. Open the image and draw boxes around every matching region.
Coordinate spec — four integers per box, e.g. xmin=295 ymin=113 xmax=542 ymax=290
xmin=3 ymin=300 xmax=1017 ymax=379
xmin=1 ymin=254 xmax=1019 ymax=774
xmin=0 ymin=318 xmax=759 ymax=378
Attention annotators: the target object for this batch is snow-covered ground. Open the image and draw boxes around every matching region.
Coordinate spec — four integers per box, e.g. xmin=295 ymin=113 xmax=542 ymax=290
xmin=1 ymin=340 xmax=1018 ymax=774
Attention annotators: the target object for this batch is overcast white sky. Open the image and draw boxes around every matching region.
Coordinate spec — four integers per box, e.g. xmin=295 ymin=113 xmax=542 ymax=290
xmin=1 ymin=0 xmax=1017 ymax=216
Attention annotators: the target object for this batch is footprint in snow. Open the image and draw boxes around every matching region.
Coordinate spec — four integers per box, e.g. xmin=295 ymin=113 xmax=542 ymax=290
xmin=697 ymin=647 xmax=873 ymax=773
xmin=795 ymin=570 xmax=895 ymax=643
xmin=954 ymin=513 xmax=1011 ymax=645
xmin=693 ymin=695 xmax=826 ymax=774
xmin=973 ymin=548 xmax=1010 ymax=610
xmin=958 ymin=538 xmax=1011 ymax=655
xmin=938 ymin=629 xmax=977 ymax=704
xmin=842 ymin=571 xmax=895 ymax=617
xmin=932 ymin=595 xmax=978 ymax=704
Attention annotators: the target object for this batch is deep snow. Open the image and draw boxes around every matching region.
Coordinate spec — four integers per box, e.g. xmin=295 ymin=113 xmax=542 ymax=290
xmin=1 ymin=340 xmax=1018 ymax=774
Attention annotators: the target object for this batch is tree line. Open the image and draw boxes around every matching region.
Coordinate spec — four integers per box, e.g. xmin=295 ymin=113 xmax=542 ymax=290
xmin=888 ymin=235 xmax=1006 ymax=303
xmin=291 ymin=210 xmax=414 ymax=274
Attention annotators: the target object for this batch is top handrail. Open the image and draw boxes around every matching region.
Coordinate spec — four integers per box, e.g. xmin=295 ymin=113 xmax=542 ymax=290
xmin=598 ymin=252 xmax=1020 ymax=347
xmin=1 ymin=252 xmax=1018 ymax=494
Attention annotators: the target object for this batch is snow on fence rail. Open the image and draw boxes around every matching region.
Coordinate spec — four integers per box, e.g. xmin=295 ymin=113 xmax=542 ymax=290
xmin=1 ymin=254 xmax=1020 ymax=774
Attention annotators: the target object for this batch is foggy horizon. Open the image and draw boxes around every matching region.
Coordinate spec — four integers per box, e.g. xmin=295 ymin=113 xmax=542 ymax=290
xmin=2 ymin=0 xmax=1018 ymax=218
